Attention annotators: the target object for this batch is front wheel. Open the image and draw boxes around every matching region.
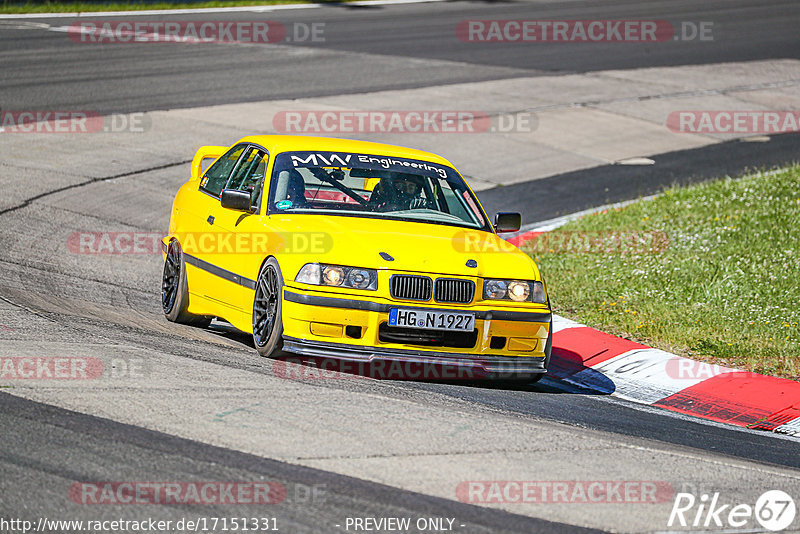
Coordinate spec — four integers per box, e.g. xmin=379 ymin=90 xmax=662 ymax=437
xmin=252 ymin=257 xmax=284 ymax=357
xmin=162 ymin=239 xmax=211 ymax=327
xmin=529 ymin=296 xmax=554 ymax=383
xmin=529 ymin=324 xmax=553 ymax=384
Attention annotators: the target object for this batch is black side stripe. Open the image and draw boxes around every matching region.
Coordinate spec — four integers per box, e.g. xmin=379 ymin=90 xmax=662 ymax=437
xmin=183 ymin=253 xmax=257 ymax=290
xmin=283 ymin=290 xmax=551 ymax=323
xmin=285 ymin=290 xmax=391 ymax=312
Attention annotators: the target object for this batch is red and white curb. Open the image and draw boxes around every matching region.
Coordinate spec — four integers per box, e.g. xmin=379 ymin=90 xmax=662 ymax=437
xmin=547 ymin=315 xmax=800 ymax=437
xmin=506 ymin=209 xmax=800 ymax=438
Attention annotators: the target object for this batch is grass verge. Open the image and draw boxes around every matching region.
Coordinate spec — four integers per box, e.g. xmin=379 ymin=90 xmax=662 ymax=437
xmin=0 ymin=1 xmax=329 ymax=14
xmin=525 ymin=165 xmax=800 ymax=380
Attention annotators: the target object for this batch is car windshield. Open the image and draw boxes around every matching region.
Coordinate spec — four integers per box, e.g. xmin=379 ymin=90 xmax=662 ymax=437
xmin=267 ymin=151 xmax=489 ymax=230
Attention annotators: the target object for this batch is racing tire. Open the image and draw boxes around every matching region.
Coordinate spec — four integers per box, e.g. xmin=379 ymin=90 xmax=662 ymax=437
xmin=528 ymin=322 xmax=553 ymax=384
xmin=162 ymin=239 xmax=212 ymax=328
xmin=252 ymin=257 xmax=285 ymax=357
xmin=529 ymin=297 xmax=554 ymax=384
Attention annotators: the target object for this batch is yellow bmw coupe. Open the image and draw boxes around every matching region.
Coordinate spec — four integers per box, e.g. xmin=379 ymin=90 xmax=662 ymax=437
xmin=162 ymin=136 xmax=552 ymax=379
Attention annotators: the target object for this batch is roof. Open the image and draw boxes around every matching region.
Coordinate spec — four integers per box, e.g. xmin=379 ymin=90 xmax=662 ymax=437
xmin=237 ymin=135 xmax=454 ymax=167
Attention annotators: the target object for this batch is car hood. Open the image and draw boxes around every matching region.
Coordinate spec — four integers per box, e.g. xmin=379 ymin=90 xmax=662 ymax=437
xmin=265 ymin=213 xmax=540 ymax=280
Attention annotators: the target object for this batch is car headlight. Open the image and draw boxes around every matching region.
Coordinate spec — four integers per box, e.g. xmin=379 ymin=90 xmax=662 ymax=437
xmin=323 ymin=266 xmax=344 ymax=286
xmin=483 ymin=279 xmax=546 ymax=304
xmin=295 ymin=263 xmax=378 ymax=290
xmin=507 ymin=281 xmax=530 ymax=302
xmin=346 ymin=268 xmax=374 ymax=290
xmin=484 ymin=280 xmax=508 ymax=299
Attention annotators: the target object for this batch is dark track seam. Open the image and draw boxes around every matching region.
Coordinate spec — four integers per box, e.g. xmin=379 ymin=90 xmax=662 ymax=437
xmin=0 ymin=159 xmax=190 ymax=217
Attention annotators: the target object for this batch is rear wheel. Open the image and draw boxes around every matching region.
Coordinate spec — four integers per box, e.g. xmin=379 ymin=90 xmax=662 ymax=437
xmin=253 ymin=257 xmax=284 ymax=357
xmin=162 ymin=239 xmax=211 ymax=327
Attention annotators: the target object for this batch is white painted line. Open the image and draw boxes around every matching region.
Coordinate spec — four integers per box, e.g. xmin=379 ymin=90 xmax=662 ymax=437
xmin=0 ymin=0 xmax=446 ymax=19
xmin=507 ymin=194 xmax=659 ymax=235
xmin=775 ymin=418 xmax=800 ymax=437
xmin=350 ymin=0 xmax=445 ymax=5
xmin=509 ymin=167 xmax=786 ymax=236
xmin=0 ymin=20 xmax=50 ymax=29
xmin=0 ymin=4 xmax=317 ymax=19
xmin=740 ymin=135 xmax=771 ymax=143
xmin=615 ymin=157 xmax=655 ymax=165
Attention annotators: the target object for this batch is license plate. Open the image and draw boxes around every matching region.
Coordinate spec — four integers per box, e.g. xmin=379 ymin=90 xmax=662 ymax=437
xmin=388 ymin=308 xmax=475 ymax=331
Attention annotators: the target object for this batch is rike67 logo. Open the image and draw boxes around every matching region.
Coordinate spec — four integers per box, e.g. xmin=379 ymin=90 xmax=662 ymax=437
xmin=668 ymin=490 xmax=796 ymax=531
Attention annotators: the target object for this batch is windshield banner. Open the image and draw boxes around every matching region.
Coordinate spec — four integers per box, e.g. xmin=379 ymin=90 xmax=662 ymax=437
xmin=277 ymin=151 xmax=452 ymax=180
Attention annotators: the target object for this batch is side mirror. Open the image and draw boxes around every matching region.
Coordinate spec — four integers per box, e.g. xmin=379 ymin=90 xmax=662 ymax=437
xmin=494 ymin=212 xmax=521 ymax=233
xmin=220 ymin=189 xmax=254 ymax=212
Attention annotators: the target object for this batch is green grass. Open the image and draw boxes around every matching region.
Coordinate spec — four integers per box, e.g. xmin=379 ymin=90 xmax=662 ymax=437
xmin=0 ymin=1 xmax=331 ymax=14
xmin=527 ymin=165 xmax=800 ymax=381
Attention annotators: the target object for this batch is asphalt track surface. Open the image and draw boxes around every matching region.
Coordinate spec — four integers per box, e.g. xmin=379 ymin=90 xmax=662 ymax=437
xmin=0 ymin=0 xmax=798 ymax=114
xmin=478 ymin=131 xmax=800 ymax=223
xmin=1 ymin=393 xmax=597 ymax=533
xmin=1 ymin=1 xmax=800 ymax=532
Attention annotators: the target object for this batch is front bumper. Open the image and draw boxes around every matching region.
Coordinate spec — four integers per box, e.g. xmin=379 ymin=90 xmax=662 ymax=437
xmin=280 ymin=287 xmax=551 ymax=378
xmin=282 ymin=337 xmax=546 ymax=378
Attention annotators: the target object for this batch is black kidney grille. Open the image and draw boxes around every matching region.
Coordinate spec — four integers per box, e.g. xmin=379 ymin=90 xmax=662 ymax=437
xmin=390 ymin=275 xmax=432 ymax=301
xmin=434 ymin=278 xmax=475 ymax=304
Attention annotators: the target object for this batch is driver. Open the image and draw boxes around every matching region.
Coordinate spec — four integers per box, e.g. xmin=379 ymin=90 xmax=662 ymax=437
xmin=370 ymin=174 xmax=429 ymax=211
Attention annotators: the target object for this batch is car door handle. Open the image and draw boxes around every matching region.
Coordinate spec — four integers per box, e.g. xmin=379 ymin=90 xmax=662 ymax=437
xmin=207 ymin=215 xmax=215 ymax=225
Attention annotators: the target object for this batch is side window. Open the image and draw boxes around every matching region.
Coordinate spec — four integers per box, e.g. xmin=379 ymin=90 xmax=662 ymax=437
xmin=228 ymin=147 xmax=268 ymax=193
xmin=200 ymin=145 xmax=245 ymax=197
xmin=227 ymin=147 xmax=269 ymax=208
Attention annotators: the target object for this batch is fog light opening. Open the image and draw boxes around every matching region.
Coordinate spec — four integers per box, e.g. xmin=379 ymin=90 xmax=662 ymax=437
xmin=345 ymin=325 xmax=363 ymax=339
xmin=490 ymin=336 xmax=506 ymax=350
